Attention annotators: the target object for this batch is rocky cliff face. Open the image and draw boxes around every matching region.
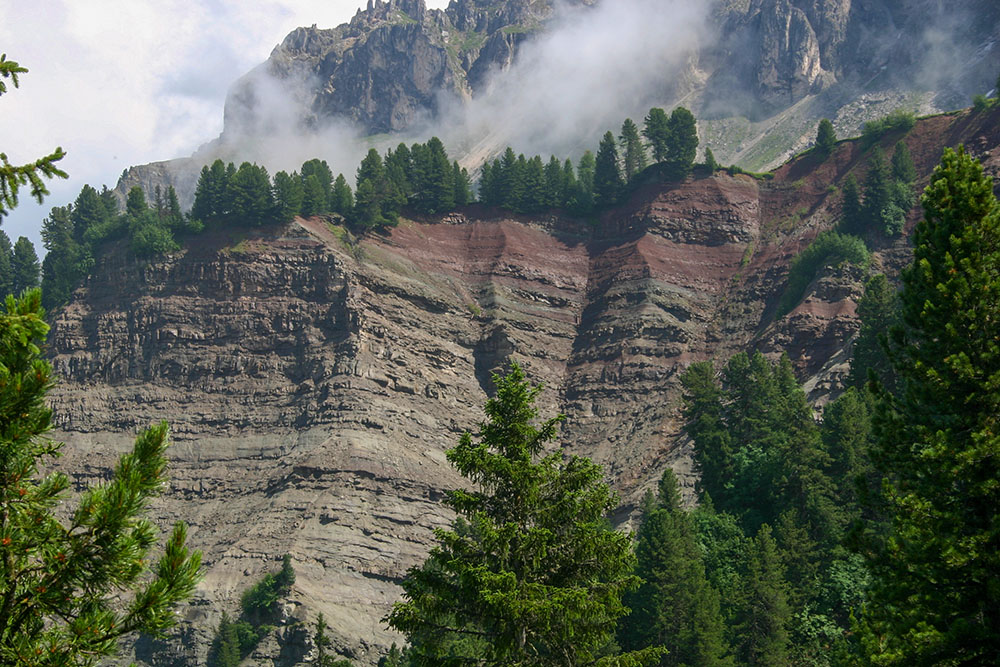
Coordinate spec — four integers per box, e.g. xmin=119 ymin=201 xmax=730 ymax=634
xmin=48 ymin=107 xmax=1000 ymax=665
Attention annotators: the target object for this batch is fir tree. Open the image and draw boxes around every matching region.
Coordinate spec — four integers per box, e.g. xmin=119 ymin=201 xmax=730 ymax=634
xmin=452 ymin=161 xmax=471 ymax=207
xmin=622 ymin=470 xmax=732 ymax=666
xmin=301 ymin=174 xmax=328 ymax=217
xmin=861 ymin=146 xmax=1000 ymax=664
xmin=847 ymin=273 xmax=898 ymax=393
xmin=704 ymin=147 xmax=719 ymax=172
xmin=594 ymin=131 xmax=624 ymax=208
xmin=126 ymin=185 xmax=148 ymax=220
xmin=0 ymin=292 xmax=201 ymax=665
xmin=815 ymin=119 xmax=837 ymax=156
xmin=331 ymin=173 xmax=354 ymax=216
xmin=665 ymin=107 xmax=699 ymax=179
xmin=229 ymin=162 xmax=274 ymax=225
xmin=733 ymin=525 xmax=790 ymax=666
xmin=570 ymin=150 xmax=596 ymax=215
xmin=272 ymin=170 xmax=304 ymax=222
xmin=544 ymin=155 xmax=565 ymax=208
xmin=0 ymin=230 xmax=12 ymax=296
xmin=840 ymin=173 xmax=863 ymax=235
xmin=620 ymin=118 xmax=648 ymax=183
xmin=643 ymin=107 xmax=671 ymax=163
xmin=10 ymin=236 xmax=39 ymax=294
xmin=890 ymin=140 xmax=916 ymax=184
xmin=863 ymin=147 xmax=901 ymax=236
xmin=386 ymin=364 xmax=664 ymax=666
xmin=521 ymin=155 xmax=546 ymax=213
xmin=301 ymin=158 xmax=334 ymax=209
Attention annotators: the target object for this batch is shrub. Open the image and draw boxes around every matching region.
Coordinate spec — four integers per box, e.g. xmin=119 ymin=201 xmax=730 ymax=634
xmin=861 ymin=109 xmax=916 ymax=148
xmin=777 ymin=231 xmax=870 ymax=316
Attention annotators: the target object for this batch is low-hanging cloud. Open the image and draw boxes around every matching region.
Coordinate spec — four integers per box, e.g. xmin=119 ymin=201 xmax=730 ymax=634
xmin=205 ymin=0 xmax=712 ymax=189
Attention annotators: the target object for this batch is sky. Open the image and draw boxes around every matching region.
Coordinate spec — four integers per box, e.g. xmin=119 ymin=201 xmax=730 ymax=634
xmin=0 ymin=0 xmax=450 ymax=249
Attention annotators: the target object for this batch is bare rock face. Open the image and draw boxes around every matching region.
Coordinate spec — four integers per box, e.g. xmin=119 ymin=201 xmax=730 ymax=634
xmin=47 ymin=108 xmax=1000 ymax=665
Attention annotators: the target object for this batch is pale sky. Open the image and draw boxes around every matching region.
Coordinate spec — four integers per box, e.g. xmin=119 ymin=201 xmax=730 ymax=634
xmin=0 ymin=0 xmax=449 ymax=250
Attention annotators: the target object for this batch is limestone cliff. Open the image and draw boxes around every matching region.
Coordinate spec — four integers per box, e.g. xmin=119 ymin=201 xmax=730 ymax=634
xmin=48 ymin=107 xmax=1000 ymax=665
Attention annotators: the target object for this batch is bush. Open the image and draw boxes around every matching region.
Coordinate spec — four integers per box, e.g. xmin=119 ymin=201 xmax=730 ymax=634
xmin=777 ymin=231 xmax=870 ymax=316
xmin=973 ymin=94 xmax=991 ymax=112
xmin=131 ymin=223 xmax=179 ymax=257
xmin=861 ymin=109 xmax=916 ymax=147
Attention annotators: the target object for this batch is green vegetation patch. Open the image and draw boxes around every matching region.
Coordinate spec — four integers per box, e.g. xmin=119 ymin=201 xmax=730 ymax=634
xmin=776 ymin=230 xmax=869 ymax=317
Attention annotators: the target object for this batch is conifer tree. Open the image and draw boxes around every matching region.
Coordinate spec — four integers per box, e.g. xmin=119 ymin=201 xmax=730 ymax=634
xmin=0 ymin=54 xmax=67 ymax=217
xmin=386 ymin=364 xmax=663 ymax=666
xmin=301 ymin=158 xmax=334 ymax=209
xmin=840 ymin=173 xmax=863 ymax=235
xmin=0 ymin=230 xmax=12 ymax=297
xmin=665 ymin=107 xmax=699 ymax=179
xmin=890 ymin=140 xmax=916 ymax=184
xmin=10 ymin=236 xmax=39 ymax=294
xmin=0 ymin=291 xmax=201 ymax=665
xmin=861 ymin=146 xmax=1000 ymax=664
xmin=863 ymin=147 xmax=901 ymax=235
xmin=386 ymin=143 xmax=413 ymax=201
xmin=452 ymin=161 xmax=471 ymax=207
xmin=230 ymin=162 xmax=274 ymax=225
xmin=815 ymin=119 xmax=836 ymax=156
xmin=522 ymin=155 xmax=546 ymax=212
xmin=733 ymin=526 xmax=791 ymax=666
xmin=570 ymin=150 xmax=596 ymax=215
xmin=272 ymin=170 xmax=304 ymax=222
xmin=71 ymin=184 xmax=109 ymax=244
xmin=680 ymin=362 xmax=732 ymax=504
xmin=594 ymin=131 xmax=624 ymax=208
xmin=643 ymin=108 xmax=671 ymax=163
xmin=331 ymin=173 xmax=354 ymax=216
xmin=544 ymin=156 xmax=565 ymax=208
xmin=622 ymin=470 xmax=732 ymax=666
xmin=848 ymin=273 xmax=898 ymax=392
xmin=704 ymin=147 xmax=719 ymax=172
xmin=126 ymin=186 xmax=148 ymax=220
xmin=301 ymin=174 xmax=328 ymax=217
xmin=620 ymin=118 xmax=648 ymax=183
xmin=562 ymin=158 xmax=577 ymax=208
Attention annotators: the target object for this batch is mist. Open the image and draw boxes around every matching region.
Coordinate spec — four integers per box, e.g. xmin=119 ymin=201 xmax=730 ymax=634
xmin=197 ymin=0 xmax=712 ymax=196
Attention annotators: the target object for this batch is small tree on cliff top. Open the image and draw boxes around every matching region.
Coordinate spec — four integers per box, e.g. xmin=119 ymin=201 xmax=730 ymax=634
xmin=386 ymin=364 xmax=664 ymax=666
xmin=0 ymin=290 xmax=201 ymax=666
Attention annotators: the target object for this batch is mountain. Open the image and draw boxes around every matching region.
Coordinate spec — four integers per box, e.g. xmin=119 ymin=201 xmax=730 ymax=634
xmin=47 ymin=106 xmax=1000 ymax=664
xmin=116 ymin=0 xmax=999 ymax=210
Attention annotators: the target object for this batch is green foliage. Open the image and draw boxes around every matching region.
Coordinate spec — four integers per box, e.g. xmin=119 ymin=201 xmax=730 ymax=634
xmin=643 ymin=107 xmax=671 ymax=163
xmin=859 ymin=146 xmax=1000 ymax=664
xmin=273 ymin=170 xmax=304 ymax=222
xmin=0 ymin=291 xmax=201 ymax=666
xmin=815 ymin=119 xmax=837 ymax=156
xmin=703 ymin=147 xmax=720 ymax=172
xmin=860 ymin=109 xmax=916 ymax=148
xmin=386 ymin=364 xmax=664 ymax=666
xmin=620 ymin=118 xmax=648 ymax=183
xmin=0 ymin=54 xmax=67 ymax=217
xmin=972 ymin=93 xmax=990 ymax=111
xmin=621 ymin=470 xmax=732 ymax=666
xmin=230 ymin=162 xmax=275 ymax=225
xmin=839 ymin=174 xmax=863 ymax=235
xmin=665 ymin=107 xmax=699 ymax=179
xmin=8 ymin=236 xmax=38 ymax=296
xmin=594 ymin=131 xmax=624 ymax=208
xmin=847 ymin=274 xmax=899 ymax=393
xmin=733 ymin=525 xmax=791 ymax=665
xmin=777 ymin=231 xmax=869 ymax=316
xmin=241 ymin=554 xmax=295 ymax=618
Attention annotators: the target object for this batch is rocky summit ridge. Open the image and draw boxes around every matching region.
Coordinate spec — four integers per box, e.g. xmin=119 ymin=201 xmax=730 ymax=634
xmin=48 ymin=107 xmax=1000 ymax=665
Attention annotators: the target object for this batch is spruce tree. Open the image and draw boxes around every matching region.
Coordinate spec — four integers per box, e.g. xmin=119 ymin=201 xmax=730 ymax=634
xmin=543 ymin=156 xmax=564 ymax=208
xmin=452 ymin=161 xmax=471 ymax=207
xmin=594 ymin=131 xmax=624 ymax=208
xmin=10 ymin=236 xmax=39 ymax=294
xmin=570 ymin=150 xmax=596 ymax=215
xmin=386 ymin=364 xmax=663 ymax=666
xmin=840 ymin=173 xmax=863 ymax=235
xmin=620 ymin=118 xmax=648 ymax=183
xmin=680 ymin=361 xmax=732 ymax=504
xmin=848 ymin=273 xmax=899 ymax=393
xmin=861 ymin=146 xmax=1000 ymax=664
xmin=331 ymin=173 xmax=354 ymax=216
xmin=230 ymin=162 xmax=274 ymax=225
xmin=0 ymin=291 xmax=201 ymax=665
xmin=704 ymin=147 xmax=719 ymax=172
xmin=863 ymin=147 xmax=899 ymax=235
xmin=522 ymin=155 xmax=546 ymax=213
xmin=890 ymin=140 xmax=916 ymax=184
xmin=733 ymin=525 xmax=790 ymax=666
xmin=665 ymin=107 xmax=699 ymax=179
xmin=622 ymin=470 xmax=732 ymax=666
xmin=643 ymin=108 xmax=671 ymax=163
xmin=0 ymin=229 xmax=12 ymax=296
xmin=815 ymin=119 xmax=836 ymax=156
xmin=272 ymin=170 xmax=304 ymax=221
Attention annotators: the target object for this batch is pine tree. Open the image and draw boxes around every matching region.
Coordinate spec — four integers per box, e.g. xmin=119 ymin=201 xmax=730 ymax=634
xmin=815 ymin=119 xmax=837 ymax=156
xmin=594 ymin=131 xmax=624 ymax=208
xmin=848 ymin=273 xmax=899 ymax=392
xmin=40 ymin=204 xmax=89 ymax=311
xmin=301 ymin=158 xmax=334 ymax=209
xmin=453 ymin=161 xmax=471 ymax=207
xmin=0 ymin=54 xmax=67 ymax=217
xmin=331 ymin=173 xmax=354 ymax=216
xmin=0 ymin=230 xmax=12 ymax=297
xmin=680 ymin=362 xmax=732 ymax=505
xmin=386 ymin=364 xmax=664 ymax=666
xmin=71 ymin=184 xmax=110 ymax=244
xmin=863 ymin=147 xmax=900 ymax=236
xmin=620 ymin=118 xmax=648 ymax=183
xmin=704 ymin=147 xmax=719 ymax=172
xmin=665 ymin=107 xmax=699 ymax=179
xmin=544 ymin=155 xmax=565 ymax=208
xmin=890 ymin=140 xmax=916 ymax=184
xmin=0 ymin=292 xmax=201 ymax=665
xmin=643 ymin=108 xmax=671 ymax=163
xmin=622 ymin=470 xmax=732 ymax=666
xmin=861 ymin=146 xmax=1000 ymax=664
xmin=570 ymin=150 xmax=596 ymax=215
xmin=499 ymin=148 xmax=525 ymax=211
xmin=301 ymin=174 xmax=328 ymax=217
xmin=733 ymin=525 xmax=790 ymax=666
xmin=479 ymin=160 xmax=498 ymax=206
xmin=840 ymin=173 xmax=863 ymax=235
xmin=272 ymin=170 xmax=304 ymax=221
xmin=126 ymin=186 xmax=148 ymax=220
xmin=10 ymin=236 xmax=39 ymax=294
xmin=522 ymin=155 xmax=546 ymax=213
xmin=230 ymin=162 xmax=274 ymax=225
